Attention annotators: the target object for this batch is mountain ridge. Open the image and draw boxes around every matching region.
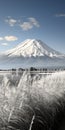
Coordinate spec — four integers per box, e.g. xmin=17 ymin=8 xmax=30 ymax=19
xmin=0 ymin=39 xmax=65 ymax=69
xmin=5 ymin=39 xmax=65 ymax=58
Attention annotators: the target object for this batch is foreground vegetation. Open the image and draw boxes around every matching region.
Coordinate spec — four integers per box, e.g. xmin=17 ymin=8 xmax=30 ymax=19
xmin=0 ymin=69 xmax=65 ymax=129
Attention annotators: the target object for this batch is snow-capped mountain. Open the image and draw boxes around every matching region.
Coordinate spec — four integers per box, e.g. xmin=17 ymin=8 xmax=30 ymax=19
xmin=5 ymin=39 xmax=65 ymax=58
xmin=0 ymin=39 xmax=65 ymax=69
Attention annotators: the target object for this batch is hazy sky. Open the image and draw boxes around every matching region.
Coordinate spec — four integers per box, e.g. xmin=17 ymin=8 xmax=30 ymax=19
xmin=0 ymin=0 xmax=65 ymax=53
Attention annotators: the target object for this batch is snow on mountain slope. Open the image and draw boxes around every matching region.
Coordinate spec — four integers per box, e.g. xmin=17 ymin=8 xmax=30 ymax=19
xmin=5 ymin=39 xmax=65 ymax=58
xmin=0 ymin=39 xmax=65 ymax=69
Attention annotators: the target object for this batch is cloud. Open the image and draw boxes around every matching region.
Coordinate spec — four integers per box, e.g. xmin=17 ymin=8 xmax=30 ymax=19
xmin=20 ymin=22 xmax=33 ymax=31
xmin=0 ymin=36 xmax=18 ymax=42
xmin=1 ymin=43 xmax=8 ymax=46
xmin=5 ymin=17 xmax=40 ymax=31
xmin=5 ymin=18 xmax=17 ymax=26
xmin=29 ymin=17 xmax=40 ymax=27
xmin=4 ymin=36 xmax=18 ymax=41
xmin=20 ymin=17 xmax=40 ymax=31
xmin=55 ymin=13 xmax=65 ymax=17
xmin=0 ymin=37 xmax=4 ymax=41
